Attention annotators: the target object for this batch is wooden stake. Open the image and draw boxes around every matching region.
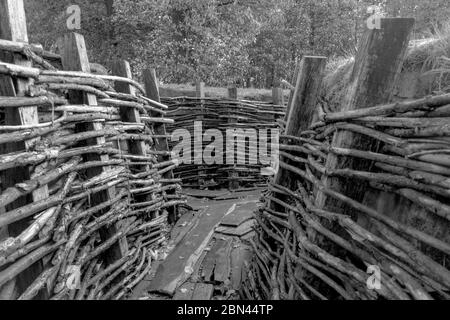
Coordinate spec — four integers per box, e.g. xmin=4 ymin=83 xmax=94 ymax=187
xmin=284 ymin=61 xmax=301 ymax=123
xmin=315 ymin=18 xmax=415 ymax=213
xmin=272 ymin=87 xmax=284 ymax=106
xmin=196 ymin=81 xmax=206 ymax=189
xmin=142 ymin=69 xmax=176 ymax=221
xmin=60 ymin=32 xmax=128 ymax=266
xmin=196 ymin=81 xmax=205 ymax=99
xmin=227 ymin=86 xmax=238 ymax=100
xmin=275 ymin=56 xmax=327 ymax=188
xmin=111 ymin=60 xmax=147 ymax=161
xmin=0 ymin=0 xmax=49 ymax=299
xmin=227 ymin=86 xmax=239 ymax=190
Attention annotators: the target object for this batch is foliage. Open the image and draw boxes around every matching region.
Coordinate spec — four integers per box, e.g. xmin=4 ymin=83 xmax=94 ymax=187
xmin=24 ymin=0 xmax=450 ymax=88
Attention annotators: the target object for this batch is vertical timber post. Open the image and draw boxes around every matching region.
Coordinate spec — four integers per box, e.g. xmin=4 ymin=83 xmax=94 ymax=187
xmin=284 ymin=61 xmax=301 ymax=124
xmin=274 ymin=56 xmax=327 ymax=191
xmin=272 ymin=87 xmax=284 ymax=106
xmin=315 ymin=18 xmax=415 ymax=215
xmin=0 ymin=0 xmax=50 ymax=299
xmin=227 ymin=86 xmax=238 ymax=100
xmin=196 ymin=81 xmax=206 ymax=189
xmin=111 ymin=60 xmax=155 ymax=223
xmin=60 ymin=32 xmax=128 ymax=266
xmin=142 ymin=68 xmax=177 ymax=223
xmin=196 ymin=81 xmax=205 ymax=99
xmin=111 ymin=60 xmax=147 ymax=161
xmin=271 ymin=87 xmax=284 ymax=133
xmin=227 ymin=86 xmax=239 ymax=190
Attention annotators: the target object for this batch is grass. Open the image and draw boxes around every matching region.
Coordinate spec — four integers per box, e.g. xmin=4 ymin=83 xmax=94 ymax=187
xmin=160 ymin=84 xmax=289 ymax=102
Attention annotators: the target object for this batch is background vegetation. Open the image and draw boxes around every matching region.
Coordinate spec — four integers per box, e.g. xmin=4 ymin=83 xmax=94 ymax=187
xmin=25 ymin=0 xmax=450 ymax=88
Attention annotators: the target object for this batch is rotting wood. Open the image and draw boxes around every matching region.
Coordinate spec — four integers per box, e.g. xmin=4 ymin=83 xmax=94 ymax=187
xmin=60 ymin=32 xmax=128 ymax=266
xmin=143 ymin=68 xmax=177 ymax=222
xmin=315 ymin=18 xmax=415 ymax=214
xmin=0 ymin=0 xmax=50 ymax=299
xmin=272 ymin=56 xmax=326 ymax=216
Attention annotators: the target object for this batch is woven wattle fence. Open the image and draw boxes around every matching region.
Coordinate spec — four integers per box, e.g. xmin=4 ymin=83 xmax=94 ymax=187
xmin=245 ymin=93 xmax=450 ymax=300
xmin=0 ymin=34 xmax=184 ymax=300
xmin=163 ymin=97 xmax=286 ymax=189
xmin=243 ymin=18 xmax=450 ymax=301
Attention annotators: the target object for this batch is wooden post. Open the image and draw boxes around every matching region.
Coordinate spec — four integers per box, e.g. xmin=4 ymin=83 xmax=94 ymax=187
xmin=60 ymin=32 xmax=128 ymax=266
xmin=274 ymin=56 xmax=327 ymax=189
xmin=272 ymin=87 xmax=284 ymax=106
xmin=315 ymin=18 xmax=415 ymax=213
xmin=142 ymin=69 xmax=177 ymax=222
xmin=227 ymin=86 xmax=238 ymax=100
xmin=111 ymin=60 xmax=154 ymax=224
xmin=111 ymin=60 xmax=147 ymax=163
xmin=0 ymin=0 xmax=50 ymax=299
xmin=196 ymin=81 xmax=205 ymax=99
xmin=195 ymin=81 xmax=206 ymax=189
xmin=227 ymin=86 xmax=239 ymax=190
xmin=284 ymin=61 xmax=301 ymax=123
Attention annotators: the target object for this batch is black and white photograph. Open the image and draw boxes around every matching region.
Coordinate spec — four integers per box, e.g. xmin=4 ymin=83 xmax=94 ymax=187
xmin=0 ymin=0 xmax=450 ymax=309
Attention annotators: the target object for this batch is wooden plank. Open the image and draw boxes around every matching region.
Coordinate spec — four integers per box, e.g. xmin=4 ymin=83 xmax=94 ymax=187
xmin=192 ymin=283 xmax=214 ymax=300
xmin=147 ymin=201 xmax=234 ymax=295
xmin=220 ymin=202 xmax=255 ymax=227
xmin=173 ymin=282 xmax=195 ymax=300
xmin=60 ymin=32 xmax=128 ymax=265
xmin=169 ymin=208 xmax=202 ymax=247
xmin=216 ymin=220 xmax=256 ymax=237
xmin=315 ymin=19 xmax=415 ymax=215
xmin=230 ymin=244 xmax=252 ymax=291
xmin=0 ymin=0 xmax=49 ymax=299
xmin=241 ymin=231 xmax=256 ymax=242
xmin=201 ymin=238 xmax=223 ymax=282
xmin=213 ymin=237 xmax=233 ymax=283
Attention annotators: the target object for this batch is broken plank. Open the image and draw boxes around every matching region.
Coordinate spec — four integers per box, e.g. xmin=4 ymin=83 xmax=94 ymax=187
xmin=184 ymin=188 xmax=230 ymax=200
xmin=220 ymin=202 xmax=256 ymax=227
xmin=192 ymin=283 xmax=214 ymax=300
xmin=201 ymin=238 xmax=222 ymax=282
xmin=230 ymin=244 xmax=252 ymax=291
xmin=173 ymin=282 xmax=195 ymax=300
xmin=213 ymin=238 xmax=233 ymax=283
xmin=190 ymin=249 xmax=209 ymax=283
xmin=216 ymin=220 xmax=256 ymax=237
xmin=241 ymin=231 xmax=257 ymax=242
xmin=147 ymin=201 xmax=235 ymax=295
xmin=201 ymin=237 xmax=232 ymax=283
xmin=169 ymin=208 xmax=204 ymax=247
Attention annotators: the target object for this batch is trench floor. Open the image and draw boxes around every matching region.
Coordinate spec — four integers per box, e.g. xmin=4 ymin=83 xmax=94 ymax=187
xmin=132 ymin=188 xmax=262 ymax=300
